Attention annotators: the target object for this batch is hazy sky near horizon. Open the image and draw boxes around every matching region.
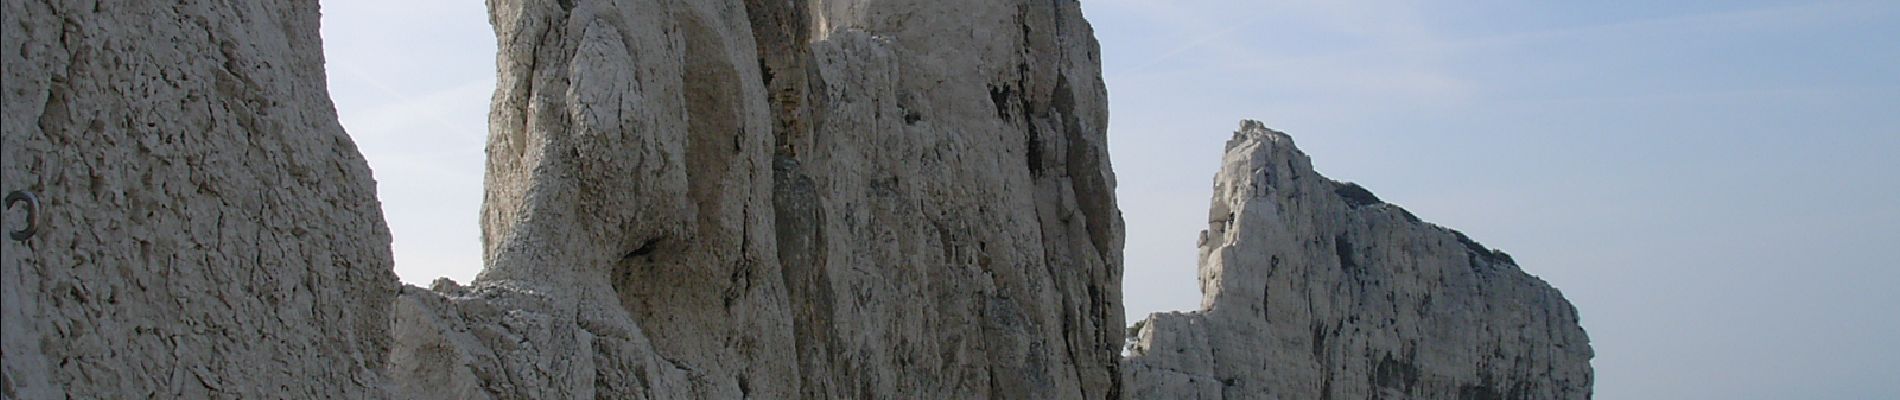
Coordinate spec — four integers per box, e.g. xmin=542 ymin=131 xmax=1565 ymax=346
xmin=320 ymin=1 xmax=1899 ymax=398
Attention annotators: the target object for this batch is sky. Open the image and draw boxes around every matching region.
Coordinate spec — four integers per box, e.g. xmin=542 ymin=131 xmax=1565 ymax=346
xmin=320 ymin=1 xmax=1900 ymax=398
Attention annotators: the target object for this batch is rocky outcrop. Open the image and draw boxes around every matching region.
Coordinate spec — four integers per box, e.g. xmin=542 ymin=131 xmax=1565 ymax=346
xmin=1124 ymin=121 xmax=1592 ymax=399
xmin=2 ymin=1 xmax=1593 ymax=399
xmin=1 ymin=1 xmax=397 ymax=398
xmin=388 ymin=1 xmax=1124 ymax=399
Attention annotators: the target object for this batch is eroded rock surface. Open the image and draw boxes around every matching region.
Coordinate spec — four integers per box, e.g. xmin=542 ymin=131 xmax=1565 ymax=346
xmin=1 ymin=2 xmax=1593 ymax=399
xmin=1 ymin=1 xmax=396 ymax=398
xmin=389 ymin=1 xmax=1124 ymax=398
xmin=1124 ymin=121 xmax=1592 ymax=399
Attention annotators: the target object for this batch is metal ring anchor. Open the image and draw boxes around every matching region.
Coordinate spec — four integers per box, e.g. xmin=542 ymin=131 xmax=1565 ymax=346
xmin=5 ymin=190 xmax=39 ymax=241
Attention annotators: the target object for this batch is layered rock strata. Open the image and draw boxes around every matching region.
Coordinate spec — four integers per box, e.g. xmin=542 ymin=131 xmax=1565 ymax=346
xmin=1 ymin=1 xmax=397 ymax=398
xmin=389 ymin=1 xmax=1125 ymax=399
xmin=1124 ymin=121 xmax=1593 ymax=399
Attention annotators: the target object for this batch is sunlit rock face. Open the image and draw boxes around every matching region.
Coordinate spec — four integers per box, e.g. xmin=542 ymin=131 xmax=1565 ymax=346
xmin=1 ymin=1 xmax=398 ymax=398
xmin=388 ymin=1 xmax=1125 ymax=398
xmin=1123 ymin=121 xmax=1593 ymax=400
xmin=1 ymin=1 xmax=1592 ymax=398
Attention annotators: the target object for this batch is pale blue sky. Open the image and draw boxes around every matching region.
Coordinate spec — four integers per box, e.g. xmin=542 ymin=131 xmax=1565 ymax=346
xmin=321 ymin=1 xmax=1900 ymax=398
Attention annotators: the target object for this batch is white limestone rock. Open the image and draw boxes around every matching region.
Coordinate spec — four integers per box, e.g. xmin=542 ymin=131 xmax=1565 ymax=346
xmin=390 ymin=0 xmax=1125 ymax=398
xmin=1 ymin=1 xmax=397 ymax=398
xmin=1124 ymin=121 xmax=1593 ymax=399
xmin=1 ymin=1 xmax=1595 ymax=399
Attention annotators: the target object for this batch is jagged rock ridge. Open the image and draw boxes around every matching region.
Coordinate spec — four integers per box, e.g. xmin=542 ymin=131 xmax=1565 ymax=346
xmin=1 ymin=1 xmax=397 ymax=398
xmin=1123 ymin=121 xmax=1593 ymax=399
xmin=388 ymin=1 xmax=1124 ymax=399
xmin=1 ymin=1 xmax=1598 ymax=398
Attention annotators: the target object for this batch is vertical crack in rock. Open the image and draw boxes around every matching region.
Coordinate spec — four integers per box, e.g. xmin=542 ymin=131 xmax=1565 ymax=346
xmin=772 ymin=154 xmax=843 ymax=399
xmin=1124 ymin=121 xmax=1594 ymax=399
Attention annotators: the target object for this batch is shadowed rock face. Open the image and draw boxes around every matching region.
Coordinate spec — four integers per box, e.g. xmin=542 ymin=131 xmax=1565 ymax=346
xmin=1 ymin=1 xmax=397 ymax=398
xmin=389 ymin=1 xmax=1124 ymax=398
xmin=1123 ymin=121 xmax=1593 ymax=400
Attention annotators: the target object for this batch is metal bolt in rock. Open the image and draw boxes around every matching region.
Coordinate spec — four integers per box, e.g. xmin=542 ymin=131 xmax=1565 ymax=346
xmin=6 ymin=190 xmax=40 ymax=241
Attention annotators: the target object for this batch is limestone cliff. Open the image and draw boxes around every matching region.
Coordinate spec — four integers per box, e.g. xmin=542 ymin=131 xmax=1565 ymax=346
xmin=1 ymin=1 xmax=1596 ymax=398
xmin=1 ymin=1 xmax=397 ymax=398
xmin=388 ymin=1 xmax=1124 ymax=399
xmin=1124 ymin=121 xmax=1592 ymax=399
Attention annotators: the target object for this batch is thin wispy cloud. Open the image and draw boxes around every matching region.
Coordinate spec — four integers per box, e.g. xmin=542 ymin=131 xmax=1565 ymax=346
xmin=1101 ymin=0 xmax=1474 ymax=108
xmin=333 ymin=63 xmax=489 ymax=143
xmin=1551 ymin=3 xmax=1870 ymax=57
xmin=1120 ymin=23 xmax=1247 ymax=75
xmin=1107 ymin=0 xmax=1446 ymax=73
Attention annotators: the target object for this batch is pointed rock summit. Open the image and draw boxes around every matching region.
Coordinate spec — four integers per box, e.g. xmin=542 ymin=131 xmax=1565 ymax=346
xmin=1124 ymin=121 xmax=1593 ymax=399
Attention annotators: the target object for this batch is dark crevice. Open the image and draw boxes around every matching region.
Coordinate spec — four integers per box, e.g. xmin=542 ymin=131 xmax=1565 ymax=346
xmin=1310 ymin=322 xmax=1328 ymax=359
xmin=1333 ymin=234 xmax=1358 ymax=273
xmin=1458 ymin=383 xmax=1504 ymax=400
xmin=623 ymin=237 xmax=662 ymax=260
xmin=1024 ymin=124 xmax=1045 ymax=176
xmin=1373 ymin=352 xmax=1421 ymax=392
xmin=902 ymin=108 xmax=922 ymax=125
xmin=740 ymin=0 xmax=840 ymax=395
xmin=989 ymin=84 xmax=1014 ymax=120
xmin=757 ymin=57 xmax=774 ymax=85
xmin=771 ymin=155 xmax=840 ymax=397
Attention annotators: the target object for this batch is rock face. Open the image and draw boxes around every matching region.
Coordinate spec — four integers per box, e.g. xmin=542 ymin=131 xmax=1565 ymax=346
xmin=1 ymin=1 xmax=396 ymax=398
xmin=388 ymin=1 xmax=1124 ymax=399
xmin=2 ymin=1 xmax=1592 ymax=399
xmin=1124 ymin=121 xmax=1592 ymax=399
